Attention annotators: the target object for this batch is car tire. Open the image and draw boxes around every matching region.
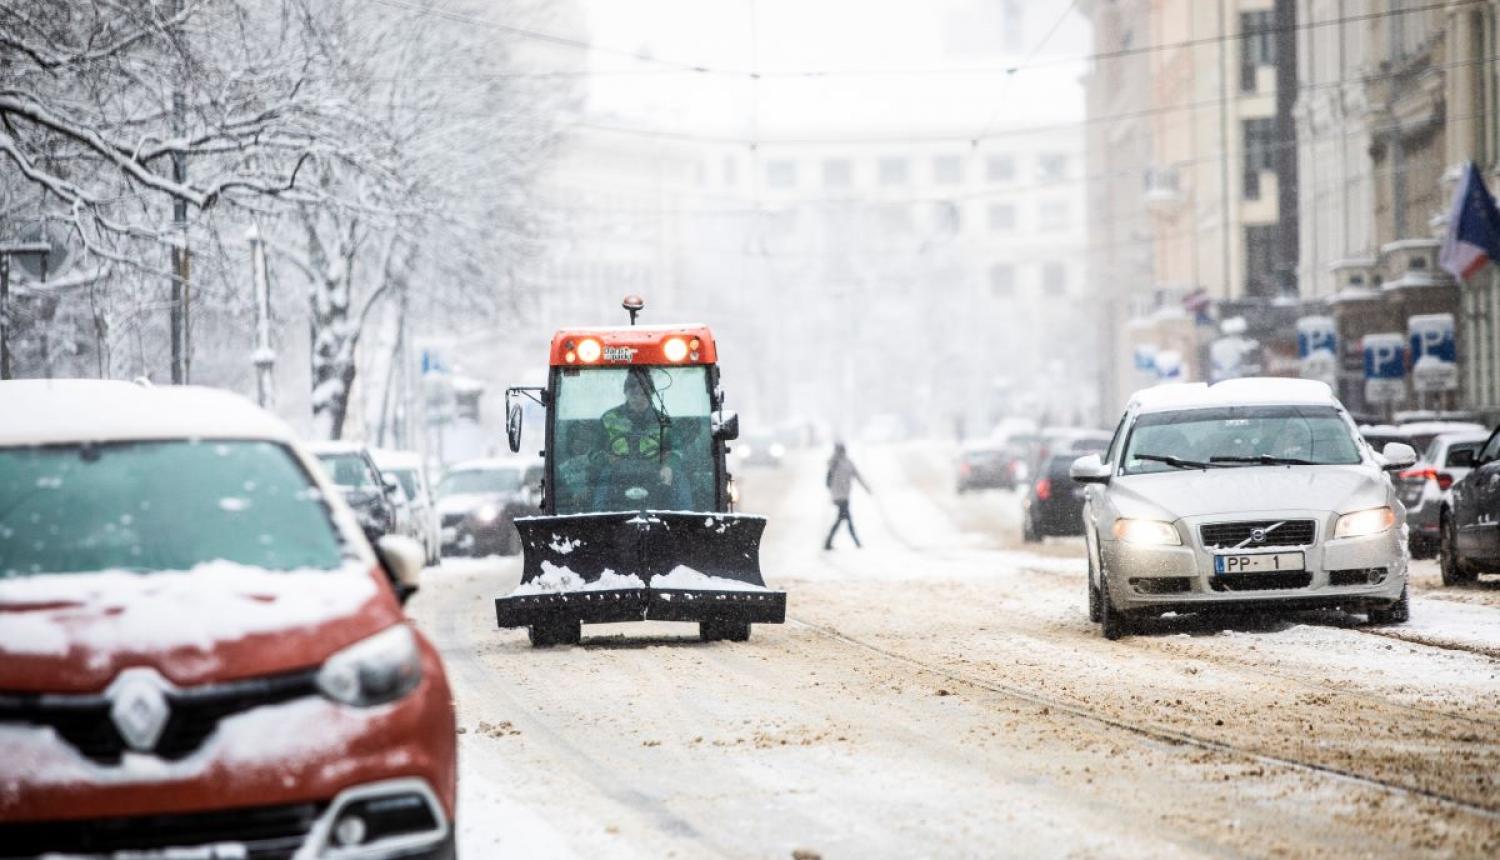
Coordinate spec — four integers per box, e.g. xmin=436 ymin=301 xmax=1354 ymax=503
xmin=700 ymin=619 xmax=751 ymax=642
xmin=1367 ymin=585 xmax=1410 ymax=625
xmin=1022 ymin=516 xmax=1041 ymax=544
xmin=1439 ymin=514 xmax=1479 ymax=586
xmin=1098 ymin=568 xmax=1130 ymax=640
xmin=529 ymin=618 xmax=581 ymax=648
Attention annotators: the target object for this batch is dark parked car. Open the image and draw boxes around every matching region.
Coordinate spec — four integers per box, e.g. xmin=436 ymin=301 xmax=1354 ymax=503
xmin=956 ymin=442 xmax=1014 ymax=492
xmin=1439 ymin=426 xmax=1500 ymax=585
xmin=309 ymin=442 xmax=402 ymax=546
xmin=1397 ymin=431 xmax=1488 ymax=558
xmin=1022 ymin=453 xmax=1088 ymax=541
xmin=436 ymin=459 xmax=542 ymax=557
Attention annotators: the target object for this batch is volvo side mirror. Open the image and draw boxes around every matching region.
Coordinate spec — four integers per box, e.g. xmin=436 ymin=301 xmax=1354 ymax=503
xmin=375 ymin=534 xmax=425 ymax=605
xmin=713 ymin=410 xmax=740 ymax=442
xmin=1379 ymin=442 xmax=1418 ymax=471
xmin=1070 ymin=453 xmax=1111 ymax=484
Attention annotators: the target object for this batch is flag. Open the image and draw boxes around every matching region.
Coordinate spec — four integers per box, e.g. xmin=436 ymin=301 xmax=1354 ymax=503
xmin=1439 ymin=161 xmax=1500 ymax=280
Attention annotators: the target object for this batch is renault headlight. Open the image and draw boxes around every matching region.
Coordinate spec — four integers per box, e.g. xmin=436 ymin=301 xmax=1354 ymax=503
xmin=1112 ymin=518 xmax=1181 ymax=546
xmin=1333 ymin=506 xmax=1396 ymax=540
xmin=317 ymin=625 xmax=423 ymax=707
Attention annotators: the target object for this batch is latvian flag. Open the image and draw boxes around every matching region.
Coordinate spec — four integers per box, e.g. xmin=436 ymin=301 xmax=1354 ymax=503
xmin=1439 ymin=161 xmax=1500 ymax=280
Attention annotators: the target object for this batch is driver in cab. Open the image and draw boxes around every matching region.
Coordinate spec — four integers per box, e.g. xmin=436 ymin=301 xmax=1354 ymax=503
xmin=596 ymin=371 xmax=689 ymax=509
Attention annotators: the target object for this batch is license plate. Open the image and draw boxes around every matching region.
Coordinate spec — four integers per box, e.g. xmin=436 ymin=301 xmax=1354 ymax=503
xmin=1214 ymin=552 xmax=1304 ymax=574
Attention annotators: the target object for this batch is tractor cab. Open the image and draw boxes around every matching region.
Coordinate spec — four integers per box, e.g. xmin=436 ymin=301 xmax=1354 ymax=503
xmin=496 ymin=298 xmax=783 ymax=647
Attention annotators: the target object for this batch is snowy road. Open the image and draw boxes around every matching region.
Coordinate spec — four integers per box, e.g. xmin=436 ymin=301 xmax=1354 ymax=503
xmin=408 ymin=443 xmax=1500 ymax=859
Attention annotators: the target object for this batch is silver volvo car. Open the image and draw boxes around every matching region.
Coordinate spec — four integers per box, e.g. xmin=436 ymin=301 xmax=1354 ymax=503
xmin=1072 ymin=378 xmax=1416 ymax=640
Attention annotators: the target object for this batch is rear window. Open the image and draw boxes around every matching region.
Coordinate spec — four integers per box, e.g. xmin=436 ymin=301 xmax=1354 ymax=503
xmin=316 ymin=453 xmax=376 ymax=490
xmin=1445 ymin=442 xmax=1483 ymax=468
xmin=0 ymin=441 xmax=346 ymax=577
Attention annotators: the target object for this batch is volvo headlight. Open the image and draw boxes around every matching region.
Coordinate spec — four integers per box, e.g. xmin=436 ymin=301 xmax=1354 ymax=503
xmin=1112 ymin=518 xmax=1181 ymax=546
xmin=474 ymin=504 xmax=501 ymax=523
xmin=317 ymin=625 xmax=423 ymax=707
xmin=1333 ymin=506 xmax=1396 ymax=539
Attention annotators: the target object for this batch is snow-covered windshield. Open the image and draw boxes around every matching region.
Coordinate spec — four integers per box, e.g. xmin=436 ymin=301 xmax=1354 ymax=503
xmin=0 ymin=441 xmax=346 ymax=577
xmin=439 ymin=468 xmax=522 ymax=496
xmin=552 ymin=366 xmax=714 ymax=513
xmin=315 ymin=453 xmax=376 ymax=490
xmin=1122 ymin=406 xmax=1361 ymax=475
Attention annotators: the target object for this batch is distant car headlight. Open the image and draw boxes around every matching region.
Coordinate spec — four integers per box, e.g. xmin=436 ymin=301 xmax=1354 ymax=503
xmin=1112 ymin=518 xmax=1181 ymax=546
xmin=769 ymin=443 xmax=787 ymax=458
xmin=474 ymin=504 xmax=501 ymax=523
xmin=1333 ymin=506 xmax=1396 ymax=539
xmin=317 ymin=625 xmax=423 ymax=707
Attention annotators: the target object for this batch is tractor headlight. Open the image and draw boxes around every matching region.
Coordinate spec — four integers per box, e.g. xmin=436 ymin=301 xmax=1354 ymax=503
xmin=663 ymin=337 xmax=689 ymax=362
xmin=317 ymin=625 xmax=423 ymax=707
xmin=1333 ymin=506 xmax=1396 ymax=539
xmin=1111 ymin=518 xmax=1181 ymax=546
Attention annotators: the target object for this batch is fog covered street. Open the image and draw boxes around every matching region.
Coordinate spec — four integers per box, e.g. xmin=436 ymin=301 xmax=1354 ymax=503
xmin=412 ymin=445 xmax=1500 ymax=859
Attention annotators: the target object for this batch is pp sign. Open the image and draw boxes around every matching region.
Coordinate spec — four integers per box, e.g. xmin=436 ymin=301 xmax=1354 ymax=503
xmin=1363 ymin=332 xmax=1407 ymax=404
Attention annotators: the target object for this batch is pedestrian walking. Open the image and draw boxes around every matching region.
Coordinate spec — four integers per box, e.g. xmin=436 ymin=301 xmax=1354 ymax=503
xmin=824 ymin=442 xmax=871 ymax=550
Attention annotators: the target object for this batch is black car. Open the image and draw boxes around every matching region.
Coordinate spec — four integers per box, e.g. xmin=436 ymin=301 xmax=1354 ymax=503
xmin=308 ymin=442 xmax=402 ymax=546
xmin=1439 ymin=426 xmax=1500 ymax=585
xmin=1021 ymin=453 xmax=1088 ymax=541
xmin=436 ymin=459 xmax=542 ymax=557
xmin=956 ymin=443 xmax=1015 ymax=492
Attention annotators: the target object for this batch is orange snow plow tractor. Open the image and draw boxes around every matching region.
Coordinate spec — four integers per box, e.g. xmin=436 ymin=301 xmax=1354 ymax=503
xmin=495 ymin=296 xmax=785 ymax=646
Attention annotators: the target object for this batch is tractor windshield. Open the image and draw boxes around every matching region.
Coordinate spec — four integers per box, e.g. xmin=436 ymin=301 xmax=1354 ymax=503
xmin=552 ymin=365 xmax=715 ymax=514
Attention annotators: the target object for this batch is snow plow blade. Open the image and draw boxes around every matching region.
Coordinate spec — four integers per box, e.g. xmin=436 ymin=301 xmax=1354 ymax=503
xmin=494 ymin=511 xmax=785 ymax=629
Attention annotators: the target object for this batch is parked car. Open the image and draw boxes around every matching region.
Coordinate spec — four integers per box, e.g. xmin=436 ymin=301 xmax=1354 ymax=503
xmin=436 ymin=458 xmax=542 ymax=557
xmin=956 ymin=442 xmax=1014 ymax=492
xmin=1439 ymin=426 xmax=1500 ymax=585
xmin=1396 ymin=431 xmax=1489 ymax=559
xmin=308 ymin=442 xmax=402 ymax=547
xmin=373 ymin=448 xmax=442 ymax=566
xmin=1026 ymin=427 xmax=1111 ymax=478
xmin=1074 ymin=378 xmax=1414 ymax=640
xmin=1360 ymin=420 xmax=1486 ymax=458
xmin=0 ymin=380 xmax=455 ymax=858
xmin=1022 ymin=453 xmax=1089 ymax=540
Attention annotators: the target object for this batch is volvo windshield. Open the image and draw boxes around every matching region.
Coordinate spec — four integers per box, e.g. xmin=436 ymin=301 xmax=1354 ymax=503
xmin=1122 ymin=406 xmax=1362 ymax=476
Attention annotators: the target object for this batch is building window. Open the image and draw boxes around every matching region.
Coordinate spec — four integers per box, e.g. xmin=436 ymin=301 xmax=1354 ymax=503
xmin=1038 ymin=199 xmax=1069 ymax=232
xmin=1244 ymin=224 xmax=1278 ymax=298
xmin=987 ymin=155 xmax=1015 ymax=182
xmin=766 ymin=159 xmax=797 ymax=189
xmin=1240 ymin=11 xmax=1275 ymax=92
xmin=1243 ymin=118 xmax=1275 ymax=199
xmin=823 ymin=158 xmax=852 ymax=189
xmin=988 ymin=203 xmax=1016 ymax=232
xmin=723 ymin=156 xmax=738 ymax=187
xmin=878 ymin=157 xmax=910 ymax=186
xmin=1038 ymin=153 xmax=1068 ymax=182
xmin=933 ymin=155 xmax=963 ymax=184
xmin=878 ymin=204 xmax=913 ymax=233
xmin=989 ymin=263 xmax=1016 ymax=297
xmin=1042 ymin=262 xmax=1067 ymax=293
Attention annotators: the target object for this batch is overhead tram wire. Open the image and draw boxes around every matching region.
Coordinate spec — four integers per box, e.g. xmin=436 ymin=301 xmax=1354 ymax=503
xmin=364 ymin=0 xmax=1452 ymax=82
xmin=970 ymin=0 xmax=1081 ymax=145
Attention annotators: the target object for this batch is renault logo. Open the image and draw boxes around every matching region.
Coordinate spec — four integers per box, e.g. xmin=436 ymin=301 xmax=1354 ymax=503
xmin=107 ymin=668 xmax=171 ymax=753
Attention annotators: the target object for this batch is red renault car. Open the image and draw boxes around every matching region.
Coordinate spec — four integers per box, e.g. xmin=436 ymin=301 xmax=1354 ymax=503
xmin=0 ymin=380 xmax=456 ymax=859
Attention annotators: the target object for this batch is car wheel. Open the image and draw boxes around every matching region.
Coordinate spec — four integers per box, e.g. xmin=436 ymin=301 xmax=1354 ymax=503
xmin=1367 ymin=585 xmax=1410 ymax=625
xmin=1440 ymin=514 xmax=1478 ymax=586
xmin=1098 ymin=568 xmax=1130 ymax=641
xmin=529 ymin=618 xmax=581 ymax=647
xmin=700 ymin=619 xmax=751 ymax=642
xmin=1022 ymin=516 xmax=1041 ymax=544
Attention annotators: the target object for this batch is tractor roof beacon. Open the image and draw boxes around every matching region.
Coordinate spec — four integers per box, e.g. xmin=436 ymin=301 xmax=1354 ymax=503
xmin=495 ymin=296 xmax=787 ymax=646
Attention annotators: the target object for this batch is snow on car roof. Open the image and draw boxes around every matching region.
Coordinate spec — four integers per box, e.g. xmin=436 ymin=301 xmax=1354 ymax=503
xmin=1129 ymin=378 xmax=1339 ymax=415
xmin=0 ymin=379 xmax=296 ymax=446
xmin=306 ymin=440 xmax=370 ymax=455
xmin=370 ymin=448 xmax=425 ymax=469
xmin=1392 ymin=421 xmax=1488 ymax=435
xmin=444 ymin=457 xmax=534 ymax=472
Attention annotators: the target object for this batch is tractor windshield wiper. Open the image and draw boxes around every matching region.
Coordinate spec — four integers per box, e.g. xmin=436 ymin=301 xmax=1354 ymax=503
xmin=1210 ymin=454 xmax=1317 ymax=466
xmin=1135 ymin=453 xmax=1225 ymax=470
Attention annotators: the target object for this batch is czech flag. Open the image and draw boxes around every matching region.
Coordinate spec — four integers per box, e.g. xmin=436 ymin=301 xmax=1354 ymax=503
xmin=1439 ymin=161 xmax=1500 ymax=280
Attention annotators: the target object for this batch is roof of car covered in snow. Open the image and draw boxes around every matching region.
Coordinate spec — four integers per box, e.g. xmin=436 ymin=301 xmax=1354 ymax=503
xmin=0 ymin=379 xmax=299 ymax=447
xmin=1127 ymin=378 xmax=1341 ymax=416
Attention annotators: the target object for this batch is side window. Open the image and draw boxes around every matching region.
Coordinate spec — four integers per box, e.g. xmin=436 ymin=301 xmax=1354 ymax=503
xmin=1480 ymin=432 xmax=1500 ymax=465
xmin=1103 ymin=412 xmax=1130 ymax=465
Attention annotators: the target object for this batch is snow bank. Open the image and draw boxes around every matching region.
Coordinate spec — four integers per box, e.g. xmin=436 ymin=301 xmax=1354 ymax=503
xmin=0 ymin=562 xmax=376 ymax=658
xmin=509 ymin=561 xmax=644 ymax=596
xmin=650 ymin=566 xmax=766 ymax=591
